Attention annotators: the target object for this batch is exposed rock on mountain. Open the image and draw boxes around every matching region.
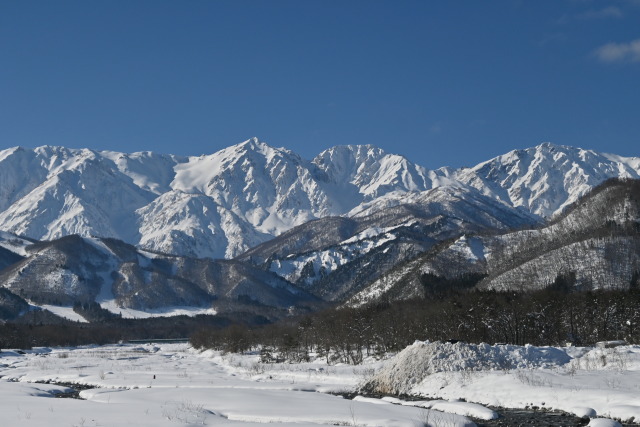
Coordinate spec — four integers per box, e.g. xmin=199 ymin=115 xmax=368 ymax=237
xmin=454 ymin=143 xmax=640 ymax=217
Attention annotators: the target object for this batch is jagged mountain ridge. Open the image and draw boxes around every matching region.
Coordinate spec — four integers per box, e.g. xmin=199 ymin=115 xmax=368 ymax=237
xmin=454 ymin=142 xmax=640 ymax=217
xmin=0 ymin=139 xmax=638 ymax=262
xmin=0 ymin=139 xmax=448 ymax=259
xmin=0 ymin=140 xmax=639 ymax=320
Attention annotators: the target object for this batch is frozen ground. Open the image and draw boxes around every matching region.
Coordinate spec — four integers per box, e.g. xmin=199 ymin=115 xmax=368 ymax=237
xmin=1 ymin=341 xmax=637 ymax=426
xmin=0 ymin=343 xmax=474 ymax=426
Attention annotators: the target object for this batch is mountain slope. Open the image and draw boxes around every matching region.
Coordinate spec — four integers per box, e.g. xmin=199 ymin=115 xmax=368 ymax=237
xmin=240 ymin=186 xmax=540 ymax=301
xmin=476 ymin=178 xmax=640 ymax=292
xmin=346 ymin=178 xmax=640 ymax=306
xmin=455 ymin=143 xmax=640 ymax=217
xmin=0 ymin=139 xmax=449 ymax=259
xmin=312 ymin=144 xmax=454 ymax=204
xmin=0 ymin=234 xmax=321 ymax=322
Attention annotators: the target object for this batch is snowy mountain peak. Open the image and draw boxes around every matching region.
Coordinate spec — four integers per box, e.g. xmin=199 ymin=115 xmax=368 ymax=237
xmin=313 ymin=144 xmax=388 ymax=170
xmin=223 ymin=137 xmax=303 ymax=164
xmin=456 ymin=142 xmax=640 ymax=217
xmin=313 ymin=144 xmax=438 ymax=197
xmin=230 ymin=137 xmax=270 ymax=153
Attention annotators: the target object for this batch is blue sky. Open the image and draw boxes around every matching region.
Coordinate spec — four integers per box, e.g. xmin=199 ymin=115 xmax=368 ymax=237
xmin=1 ymin=1 xmax=638 ymax=169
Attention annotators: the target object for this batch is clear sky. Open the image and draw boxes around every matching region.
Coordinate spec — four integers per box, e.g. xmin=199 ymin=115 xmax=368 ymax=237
xmin=1 ymin=0 xmax=638 ymax=169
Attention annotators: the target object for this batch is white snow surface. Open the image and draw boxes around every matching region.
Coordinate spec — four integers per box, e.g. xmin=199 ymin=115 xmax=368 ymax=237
xmin=38 ymin=305 xmax=89 ymax=323
xmin=448 ymin=235 xmax=487 ymax=263
xmin=420 ymin=400 xmax=499 ymax=421
xmin=367 ymin=340 xmax=640 ymax=424
xmin=357 ymin=396 xmax=499 ymax=420
xmin=0 ymin=344 xmax=474 ymax=426
xmin=588 ymin=419 xmax=623 ymax=427
xmin=92 ymin=303 xmax=218 ymax=320
xmin=34 ymin=301 xmax=216 ymax=322
xmin=0 ymin=230 xmax=32 ymax=256
xmin=0 ymin=140 xmax=637 ymax=259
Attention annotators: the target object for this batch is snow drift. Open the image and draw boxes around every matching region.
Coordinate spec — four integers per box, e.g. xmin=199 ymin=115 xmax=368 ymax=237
xmin=361 ymin=340 xmax=571 ymax=395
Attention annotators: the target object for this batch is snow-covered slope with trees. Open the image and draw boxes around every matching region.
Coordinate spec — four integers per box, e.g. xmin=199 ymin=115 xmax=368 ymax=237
xmin=346 ymin=178 xmax=640 ymax=306
xmin=243 ymin=186 xmax=538 ymax=301
xmin=0 ymin=232 xmax=320 ymax=322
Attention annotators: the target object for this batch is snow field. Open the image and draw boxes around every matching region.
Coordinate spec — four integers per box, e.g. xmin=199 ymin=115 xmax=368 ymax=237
xmin=2 ymin=341 xmax=638 ymax=426
xmin=0 ymin=344 xmax=475 ymax=426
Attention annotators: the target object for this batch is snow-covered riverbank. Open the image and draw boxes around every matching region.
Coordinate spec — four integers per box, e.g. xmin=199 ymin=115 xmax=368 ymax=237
xmin=364 ymin=341 xmax=640 ymax=426
xmin=1 ymin=341 xmax=638 ymax=426
xmin=0 ymin=343 xmax=473 ymax=426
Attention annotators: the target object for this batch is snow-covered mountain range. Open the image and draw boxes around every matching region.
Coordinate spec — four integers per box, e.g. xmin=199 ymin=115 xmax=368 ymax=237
xmin=0 ymin=138 xmax=638 ymax=261
xmin=0 ymin=138 xmax=639 ymax=320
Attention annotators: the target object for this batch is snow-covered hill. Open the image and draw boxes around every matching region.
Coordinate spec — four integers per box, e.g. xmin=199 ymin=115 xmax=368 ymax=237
xmin=0 ymin=139 xmax=637 ymax=261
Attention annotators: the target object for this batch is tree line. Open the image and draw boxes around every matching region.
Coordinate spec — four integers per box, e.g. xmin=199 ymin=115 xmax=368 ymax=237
xmin=3 ymin=273 xmax=639 ymax=361
xmin=191 ymin=274 xmax=640 ymax=364
xmin=0 ymin=312 xmax=233 ymax=351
